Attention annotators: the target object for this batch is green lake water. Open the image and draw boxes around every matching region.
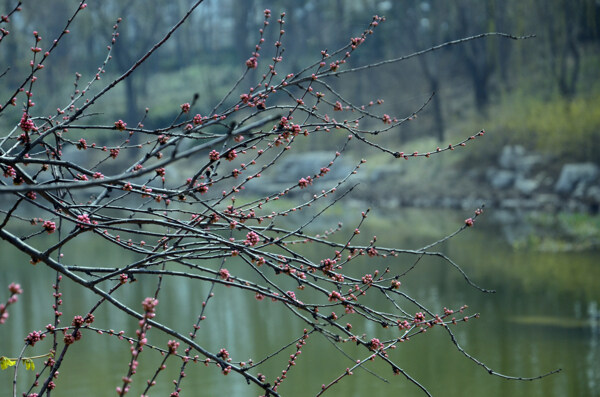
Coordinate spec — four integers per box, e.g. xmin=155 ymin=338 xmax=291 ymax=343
xmin=1 ymin=208 xmax=598 ymax=396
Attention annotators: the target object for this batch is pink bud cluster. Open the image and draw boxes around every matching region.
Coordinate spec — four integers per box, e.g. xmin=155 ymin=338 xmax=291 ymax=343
xmin=142 ymin=297 xmax=158 ymax=319
xmin=19 ymin=112 xmax=36 ymax=132
xmin=244 ymin=231 xmax=260 ymax=246
xmin=25 ymin=330 xmax=44 ymax=346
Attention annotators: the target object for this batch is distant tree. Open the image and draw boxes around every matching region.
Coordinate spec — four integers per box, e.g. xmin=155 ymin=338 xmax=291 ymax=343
xmin=535 ymin=0 xmax=582 ymax=99
xmin=402 ymin=0 xmax=451 ymax=142
xmin=0 ymin=1 xmax=559 ymax=396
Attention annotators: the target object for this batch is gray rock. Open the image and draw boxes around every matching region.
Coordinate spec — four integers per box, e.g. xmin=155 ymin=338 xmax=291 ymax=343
xmin=514 ymin=176 xmax=540 ymax=196
xmin=487 ymin=168 xmax=515 ymax=189
xmin=573 ymin=181 xmax=588 ymax=199
xmin=533 ymin=193 xmax=561 ymax=212
xmin=586 ymin=185 xmax=600 ymax=203
xmin=498 ymin=145 xmax=526 ymax=169
xmin=246 ymin=151 xmax=355 ymax=196
xmin=440 ymin=196 xmax=460 ymax=208
xmin=565 ymin=199 xmax=588 ymax=212
xmin=498 ymin=198 xmax=523 ymax=209
xmin=273 ymin=152 xmax=351 ymax=183
xmin=498 ymin=145 xmax=540 ymax=174
xmin=555 ymin=163 xmax=599 ymax=195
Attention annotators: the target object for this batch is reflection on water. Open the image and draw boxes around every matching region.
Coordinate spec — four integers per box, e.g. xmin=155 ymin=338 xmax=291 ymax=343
xmin=0 ymin=208 xmax=598 ymax=396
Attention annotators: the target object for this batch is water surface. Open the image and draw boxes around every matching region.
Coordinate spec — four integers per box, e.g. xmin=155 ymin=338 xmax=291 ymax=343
xmin=1 ymin=208 xmax=598 ymax=396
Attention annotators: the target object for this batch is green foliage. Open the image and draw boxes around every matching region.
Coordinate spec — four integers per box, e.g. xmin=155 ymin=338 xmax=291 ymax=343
xmin=145 ymin=63 xmax=239 ymax=119
xmin=490 ymin=91 xmax=600 ymax=164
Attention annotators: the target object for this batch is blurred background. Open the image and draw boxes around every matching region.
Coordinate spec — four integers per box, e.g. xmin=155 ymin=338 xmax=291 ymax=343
xmin=2 ymin=0 xmax=600 ymax=216
xmin=1 ymin=1 xmax=599 ymax=396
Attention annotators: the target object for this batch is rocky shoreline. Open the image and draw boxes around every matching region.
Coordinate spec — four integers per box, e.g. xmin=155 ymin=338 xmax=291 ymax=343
xmin=361 ymin=145 xmax=600 ymax=214
xmin=479 ymin=145 xmax=599 ymax=213
xmin=241 ymin=147 xmax=599 ymax=214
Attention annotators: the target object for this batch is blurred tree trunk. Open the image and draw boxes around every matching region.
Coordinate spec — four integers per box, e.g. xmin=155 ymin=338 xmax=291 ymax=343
xmin=233 ymin=0 xmax=253 ymax=62
xmin=404 ymin=0 xmax=447 ymax=142
xmin=536 ymin=0 xmax=581 ymax=99
xmin=420 ymin=59 xmax=445 ymax=142
xmin=493 ymin=1 xmax=511 ymax=86
xmin=113 ymin=5 xmax=140 ymax=124
xmin=556 ymin=0 xmax=581 ymax=98
xmin=455 ymin=1 xmax=496 ymax=113
xmin=173 ymin=0 xmax=194 ymax=69
xmin=111 ymin=1 xmax=166 ymax=124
